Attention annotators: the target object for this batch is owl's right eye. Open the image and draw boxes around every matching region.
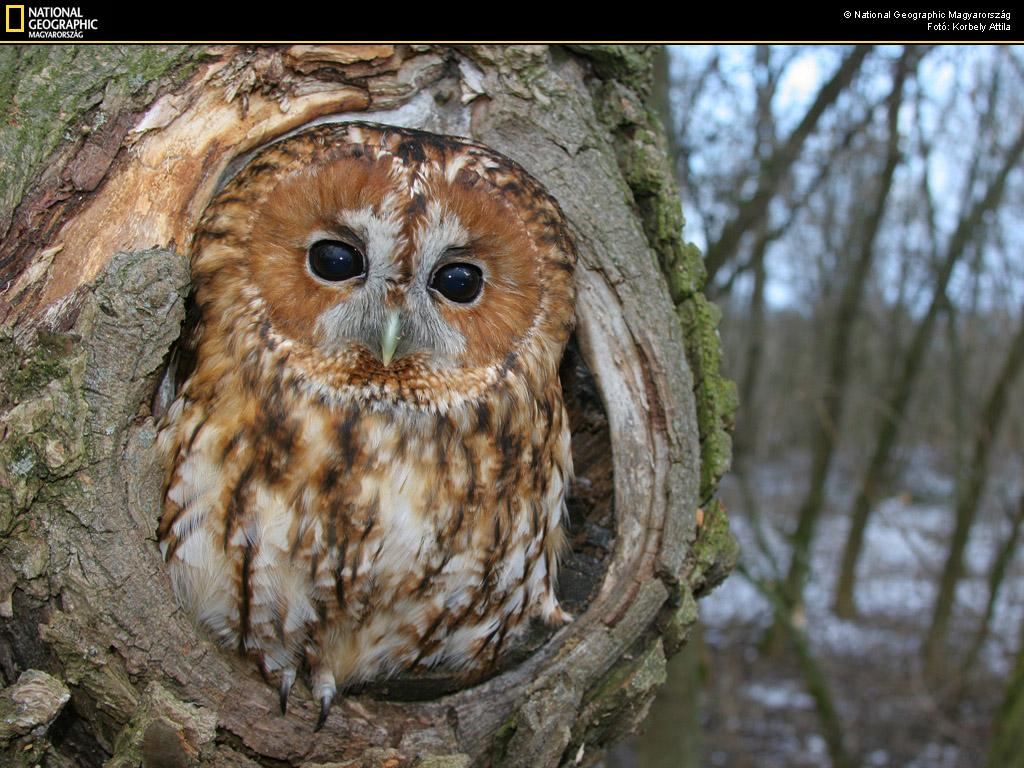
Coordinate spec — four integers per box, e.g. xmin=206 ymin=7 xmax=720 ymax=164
xmin=308 ymin=240 xmax=366 ymax=282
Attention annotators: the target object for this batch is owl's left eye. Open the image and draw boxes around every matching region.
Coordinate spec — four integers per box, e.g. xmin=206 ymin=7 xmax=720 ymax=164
xmin=308 ymin=240 xmax=366 ymax=282
xmin=430 ymin=263 xmax=483 ymax=303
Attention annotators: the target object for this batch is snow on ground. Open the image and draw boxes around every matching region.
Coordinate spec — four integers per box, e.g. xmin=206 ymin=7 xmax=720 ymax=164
xmin=743 ymin=680 xmax=815 ymax=710
xmin=693 ymin=448 xmax=1024 ymax=767
xmin=705 ymin=452 xmax=1024 ymax=664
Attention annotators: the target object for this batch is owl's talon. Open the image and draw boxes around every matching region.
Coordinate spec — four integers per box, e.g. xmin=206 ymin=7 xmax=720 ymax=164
xmin=279 ymin=669 xmax=295 ymax=715
xmin=312 ymin=670 xmax=336 ymax=732
xmin=314 ymin=693 xmax=333 ymax=732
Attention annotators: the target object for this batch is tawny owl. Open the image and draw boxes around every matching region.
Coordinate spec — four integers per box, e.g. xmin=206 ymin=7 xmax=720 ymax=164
xmin=156 ymin=122 xmax=576 ymax=728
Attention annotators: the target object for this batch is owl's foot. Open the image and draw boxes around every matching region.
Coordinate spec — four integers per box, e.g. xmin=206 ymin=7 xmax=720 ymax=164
xmin=278 ymin=668 xmax=296 ymax=715
xmin=312 ymin=669 xmax=336 ymax=732
xmin=543 ymin=602 xmax=573 ymax=627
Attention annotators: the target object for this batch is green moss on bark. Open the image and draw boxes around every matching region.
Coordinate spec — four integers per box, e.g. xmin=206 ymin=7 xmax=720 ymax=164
xmin=107 ymin=682 xmax=216 ymax=768
xmin=678 ymin=296 xmax=737 ymax=501
xmin=415 ymin=755 xmax=472 ymax=768
xmin=490 ymin=713 xmax=519 ymax=763
xmin=577 ymin=45 xmax=735 ymax=510
xmin=566 ymin=45 xmax=657 ymax=96
xmin=687 ymin=499 xmax=740 ymax=596
xmin=39 ymin=610 xmax=141 ymax=749
xmin=569 ymin=638 xmax=668 ymax=758
xmin=659 ymin=588 xmax=699 ymax=657
xmin=0 ymin=669 xmax=71 ymax=767
xmin=0 ymin=325 xmax=87 ymax=540
xmin=0 ymin=45 xmax=200 ymax=233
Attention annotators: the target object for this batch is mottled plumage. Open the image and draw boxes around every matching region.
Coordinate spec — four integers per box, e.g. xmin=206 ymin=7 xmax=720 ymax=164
xmin=156 ymin=123 xmax=577 ymax=726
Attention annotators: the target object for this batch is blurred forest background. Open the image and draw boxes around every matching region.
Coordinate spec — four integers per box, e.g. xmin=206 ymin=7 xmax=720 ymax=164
xmin=607 ymin=44 xmax=1024 ymax=768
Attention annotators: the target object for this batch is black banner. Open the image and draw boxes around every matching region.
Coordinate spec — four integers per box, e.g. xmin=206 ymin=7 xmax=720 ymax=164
xmin=0 ymin=3 xmax=1021 ymax=42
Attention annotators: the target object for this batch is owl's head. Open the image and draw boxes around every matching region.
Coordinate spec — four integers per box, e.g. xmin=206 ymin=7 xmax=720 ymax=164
xmin=191 ymin=123 xmax=576 ymax=408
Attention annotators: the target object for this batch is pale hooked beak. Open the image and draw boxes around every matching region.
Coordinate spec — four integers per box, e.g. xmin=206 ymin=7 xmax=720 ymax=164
xmin=381 ymin=309 xmax=402 ymax=367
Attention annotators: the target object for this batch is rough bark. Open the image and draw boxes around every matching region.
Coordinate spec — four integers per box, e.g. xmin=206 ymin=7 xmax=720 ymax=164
xmin=0 ymin=45 xmax=735 ymax=767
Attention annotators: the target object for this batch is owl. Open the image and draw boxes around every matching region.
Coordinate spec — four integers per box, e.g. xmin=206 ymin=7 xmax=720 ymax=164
xmin=156 ymin=122 xmax=577 ymax=729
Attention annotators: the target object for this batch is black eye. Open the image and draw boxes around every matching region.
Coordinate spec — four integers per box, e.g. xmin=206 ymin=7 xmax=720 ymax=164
xmin=430 ymin=263 xmax=483 ymax=303
xmin=308 ymin=240 xmax=365 ymax=282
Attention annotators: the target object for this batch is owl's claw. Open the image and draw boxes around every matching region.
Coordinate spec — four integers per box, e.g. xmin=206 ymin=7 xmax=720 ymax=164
xmin=312 ymin=670 xmax=336 ymax=732
xmin=279 ymin=669 xmax=296 ymax=715
xmin=314 ymin=693 xmax=333 ymax=732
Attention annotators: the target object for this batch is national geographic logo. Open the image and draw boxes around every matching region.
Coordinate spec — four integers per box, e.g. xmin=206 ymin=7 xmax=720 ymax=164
xmin=5 ymin=5 xmax=100 ymax=38
xmin=5 ymin=5 xmax=24 ymax=32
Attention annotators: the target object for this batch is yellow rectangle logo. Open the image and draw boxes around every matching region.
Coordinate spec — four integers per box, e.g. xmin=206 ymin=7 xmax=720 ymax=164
xmin=5 ymin=5 xmax=24 ymax=32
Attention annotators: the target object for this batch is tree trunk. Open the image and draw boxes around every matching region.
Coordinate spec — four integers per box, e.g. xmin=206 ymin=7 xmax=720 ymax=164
xmin=780 ymin=47 xmax=912 ymax=622
xmin=987 ymin=611 xmax=1024 ymax=768
xmin=960 ymin=494 xmax=1024 ymax=685
xmin=0 ymin=45 xmax=735 ymax=767
xmin=922 ymin=312 xmax=1024 ymax=676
